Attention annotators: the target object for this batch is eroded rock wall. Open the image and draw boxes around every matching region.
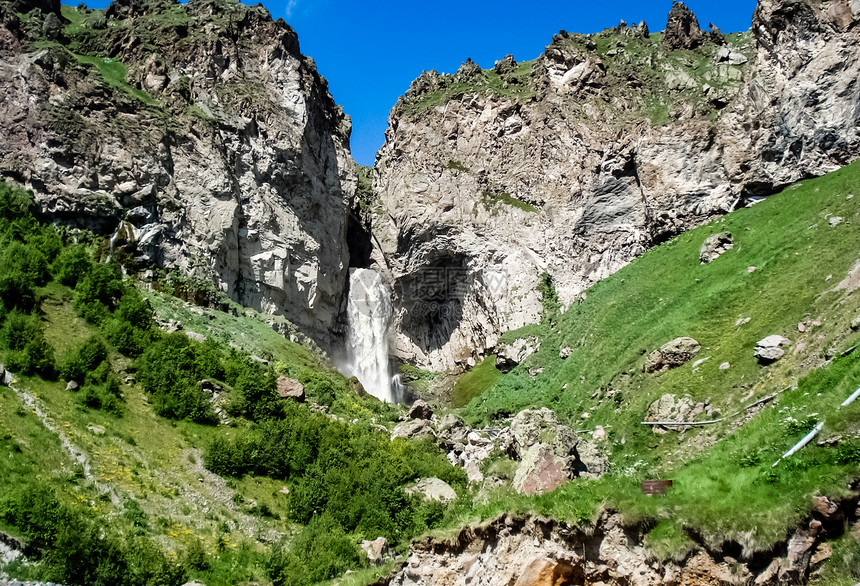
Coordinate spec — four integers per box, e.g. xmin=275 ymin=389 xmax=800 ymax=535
xmin=0 ymin=0 xmax=355 ymax=345
xmin=373 ymin=0 xmax=860 ymax=372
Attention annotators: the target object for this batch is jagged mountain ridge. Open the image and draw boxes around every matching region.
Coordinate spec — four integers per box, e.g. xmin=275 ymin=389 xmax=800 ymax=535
xmin=372 ymin=0 xmax=860 ymax=372
xmin=0 ymin=0 xmax=355 ymax=347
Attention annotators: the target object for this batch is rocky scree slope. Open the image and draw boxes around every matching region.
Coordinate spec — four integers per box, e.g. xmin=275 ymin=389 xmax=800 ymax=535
xmin=0 ymin=0 xmax=355 ymax=347
xmin=372 ymin=0 xmax=860 ymax=372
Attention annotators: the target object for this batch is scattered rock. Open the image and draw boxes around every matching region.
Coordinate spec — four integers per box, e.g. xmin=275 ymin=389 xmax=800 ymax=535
xmin=359 ymin=537 xmax=389 ymax=565
xmin=559 ymin=346 xmax=572 ymax=359
xmin=647 ymin=394 xmax=710 ymax=432
xmin=798 ymin=322 xmax=806 ymax=332
xmin=663 ymin=1 xmax=703 ymax=50
xmin=785 ymin=519 xmax=822 ymax=580
xmin=850 ymin=316 xmax=860 ymax=331
xmin=829 ymin=216 xmax=844 ymax=226
xmin=65 ymin=380 xmax=80 ymax=392
xmin=514 ymin=556 xmax=576 ymax=586
xmin=755 ymin=335 xmax=792 ymax=364
xmin=87 ymin=425 xmax=105 ymax=435
xmin=699 ymin=231 xmax=733 ymax=263
xmin=496 ymin=337 xmax=541 ymax=372
xmin=391 ymin=419 xmax=435 ymax=440
xmin=812 ymin=496 xmax=842 ymax=520
xmin=716 ymin=46 xmax=748 ymax=65
xmin=645 ymin=337 xmax=701 ymax=373
xmin=408 ymin=399 xmax=433 ymax=420
xmin=405 ymin=477 xmax=457 ymax=504
xmin=719 ymin=362 xmax=730 ymax=370
xmin=276 ymin=376 xmax=305 ymax=402
xmin=748 ymin=266 xmax=757 ymax=273
xmin=185 ymin=331 xmax=206 ymax=343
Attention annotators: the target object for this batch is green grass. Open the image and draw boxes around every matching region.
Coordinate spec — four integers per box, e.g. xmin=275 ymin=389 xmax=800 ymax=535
xmin=72 ymin=54 xmax=157 ymax=106
xmin=444 ymin=160 xmax=860 ymax=552
xmin=451 ymin=356 xmax=502 ymax=408
xmin=480 ymin=190 xmax=539 ymax=214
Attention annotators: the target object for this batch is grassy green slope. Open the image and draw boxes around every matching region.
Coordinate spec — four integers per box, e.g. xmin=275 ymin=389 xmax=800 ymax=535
xmin=446 ymin=161 xmax=860 ymax=562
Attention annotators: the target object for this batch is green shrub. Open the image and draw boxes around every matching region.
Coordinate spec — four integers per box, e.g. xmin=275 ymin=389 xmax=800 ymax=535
xmin=78 ymin=362 xmax=123 ymax=415
xmin=0 ymin=267 xmax=36 ymax=312
xmin=61 ymin=336 xmax=108 ymax=383
xmin=267 ymin=513 xmax=364 ymax=585
xmin=0 ymin=183 xmax=34 ymax=221
xmin=1 ymin=241 xmax=50 ymax=287
xmin=73 ymin=262 xmax=124 ymax=323
xmin=54 ymin=244 xmax=93 ymax=287
xmin=1 ymin=312 xmax=55 ymax=377
xmin=0 ymin=484 xmax=185 ymax=586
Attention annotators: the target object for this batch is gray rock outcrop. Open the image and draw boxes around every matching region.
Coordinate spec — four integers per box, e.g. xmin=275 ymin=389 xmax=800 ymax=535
xmin=700 ymin=232 xmax=734 ymax=263
xmin=508 ymin=408 xmax=607 ymax=494
xmin=645 ymin=337 xmax=701 ymax=372
xmin=755 ymin=335 xmax=792 ymax=363
xmin=0 ymin=0 xmax=355 ymax=348
xmin=664 ymin=1 xmax=704 ymax=50
xmin=405 ymin=477 xmax=457 ymax=504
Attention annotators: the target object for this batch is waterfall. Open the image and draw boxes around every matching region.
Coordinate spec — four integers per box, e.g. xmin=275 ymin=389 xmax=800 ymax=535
xmin=345 ymin=268 xmax=397 ymax=403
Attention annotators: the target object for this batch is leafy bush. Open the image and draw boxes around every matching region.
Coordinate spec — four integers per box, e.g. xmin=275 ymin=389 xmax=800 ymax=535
xmin=204 ymin=405 xmax=467 ymax=543
xmin=54 ymin=244 xmax=93 ymax=287
xmin=78 ymin=361 xmax=123 ymax=415
xmin=61 ymin=336 xmax=108 ymax=383
xmin=135 ymin=333 xmax=217 ymax=424
xmin=267 ymin=513 xmax=365 ymax=586
xmin=0 ymin=312 xmax=55 ymax=377
xmin=0 ymin=484 xmax=185 ymax=586
xmin=0 ymin=182 xmax=34 ymax=220
xmin=73 ymin=262 xmax=124 ymax=323
xmin=0 ymin=265 xmax=36 ymax=312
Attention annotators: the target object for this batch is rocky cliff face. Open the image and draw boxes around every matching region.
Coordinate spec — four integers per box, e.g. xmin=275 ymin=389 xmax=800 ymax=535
xmin=0 ymin=0 xmax=355 ymax=344
xmin=373 ymin=0 xmax=860 ymax=372
xmin=381 ymin=494 xmax=859 ymax=586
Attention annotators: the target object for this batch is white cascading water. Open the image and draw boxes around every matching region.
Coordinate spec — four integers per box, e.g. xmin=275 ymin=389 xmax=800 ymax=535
xmin=345 ymin=268 xmax=397 ymax=403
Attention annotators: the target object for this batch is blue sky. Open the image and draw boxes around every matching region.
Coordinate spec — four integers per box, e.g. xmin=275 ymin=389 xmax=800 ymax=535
xmin=83 ymin=0 xmax=758 ymax=165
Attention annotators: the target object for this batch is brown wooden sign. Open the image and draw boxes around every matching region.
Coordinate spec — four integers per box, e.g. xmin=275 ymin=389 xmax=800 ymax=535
xmin=642 ymin=479 xmax=673 ymax=495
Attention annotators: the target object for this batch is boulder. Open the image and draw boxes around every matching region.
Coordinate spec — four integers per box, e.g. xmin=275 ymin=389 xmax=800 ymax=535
xmin=755 ymin=335 xmax=791 ymax=363
xmin=405 ymin=477 xmax=457 ymax=504
xmin=359 ymin=537 xmax=389 ymax=565
xmin=700 ymin=231 xmax=733 ymax=263
xmin=645 ymin=337 xmax=701 ymax=372
xmin=512 ymin=444 xmax=569 ymax=496
xmin=850 ymin=316 xmax=860 ymax=331
xmin=514 ymin=557 xmax=576 ymax=586
xmin=663 ymin=1 xmax=703 ymax=50
xmin=408 ymin=399 xmax=433 ymax=420
xmin=716 ymin=47 xmax=748 ymax=65
xmin=510 ymin=408 xmax=577 ymax=457
xmin=276 ymin=376 xmax=305 ymax=402
xmin=496 ymin=337 xmax=540 ymax=372
xmin=391 ymin=419 xmax=435 ymax=440
xmin=647 ymin=393 xmax=698 ymax=430
xmin=509 ymin=408 xmax=607 ymax=493
xmin=66 ymin=380 xmax=80 ymax=392
xmin=348 ymin=376 xmax=366 ymax=397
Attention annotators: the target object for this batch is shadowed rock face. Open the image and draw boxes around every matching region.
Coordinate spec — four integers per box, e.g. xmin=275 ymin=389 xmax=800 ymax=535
xmin=372 ymin=0 xmax=860 ymax=371
xmin=0 ymin=0 xmax=355 ymax=347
